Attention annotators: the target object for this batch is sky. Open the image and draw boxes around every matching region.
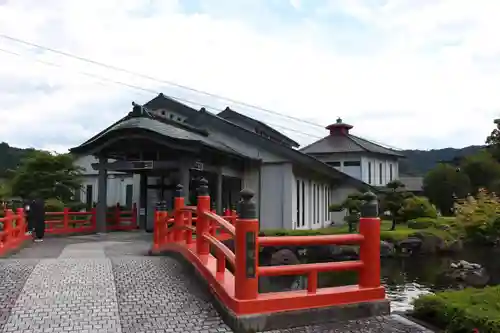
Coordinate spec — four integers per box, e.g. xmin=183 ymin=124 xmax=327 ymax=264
xmin=0 ymin=0 xmax=499 ymax=152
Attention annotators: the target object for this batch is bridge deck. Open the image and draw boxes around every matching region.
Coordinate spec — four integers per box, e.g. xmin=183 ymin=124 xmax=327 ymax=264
xmin=0 ymin=232 xmax=432 ymax=333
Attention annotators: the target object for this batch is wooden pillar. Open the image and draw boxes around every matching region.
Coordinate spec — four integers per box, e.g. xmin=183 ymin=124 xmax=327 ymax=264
xmin=180 ymin=167 xmax=190 ymax=205
xmin=96 ymin=156 xmax=108 ymax=234
xmin=139 ymin=173 xmax=147 ymax=230
xmin=216 ymin=169 xmax=223 ymax=214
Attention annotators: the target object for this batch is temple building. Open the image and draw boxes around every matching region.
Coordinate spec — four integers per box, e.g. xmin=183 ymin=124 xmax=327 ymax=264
xmin=300 ymin=118 xmax=404 ymax=186
xmin=71 ymin=94 xmax=398 ymax=231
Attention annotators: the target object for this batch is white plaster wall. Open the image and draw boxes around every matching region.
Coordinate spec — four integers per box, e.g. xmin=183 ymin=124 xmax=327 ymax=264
xmin=308 ymin=152 xmax=400 ymax=186
xmin=74 ymin=155 xmax=123 ymax=176
xmin=78 ymin=174 xmax=135 ymax=206
xmin=360 ymin=156 xmax=399 ymax=186
xmin=75 ymin=155 xmax=138 ymax=207
xmin=328 ymin=184 xmax=358 ymax=227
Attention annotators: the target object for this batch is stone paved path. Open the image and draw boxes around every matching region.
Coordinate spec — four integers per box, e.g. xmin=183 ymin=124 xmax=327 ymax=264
xmin=0 ymin=232 xmax=433 ymax=332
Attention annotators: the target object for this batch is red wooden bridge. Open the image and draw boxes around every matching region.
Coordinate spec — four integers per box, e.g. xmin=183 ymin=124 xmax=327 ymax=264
xmin=149 ymin=178 xmax=389 ymax=331
xmin=0 ymin=178 xmax=392 ymax=331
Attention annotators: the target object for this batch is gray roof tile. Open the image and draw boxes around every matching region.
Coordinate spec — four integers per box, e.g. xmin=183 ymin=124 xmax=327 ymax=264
xmin=301 ymin=134 xmax=404 ymax=157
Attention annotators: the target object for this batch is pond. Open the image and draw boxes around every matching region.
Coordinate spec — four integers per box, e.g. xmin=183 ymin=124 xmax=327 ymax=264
xmin=260 ymin=246 xmax=500 ymax=312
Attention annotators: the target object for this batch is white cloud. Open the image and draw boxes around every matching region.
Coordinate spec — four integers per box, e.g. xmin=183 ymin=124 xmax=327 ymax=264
xmin=0 ymin=0 xmax=499 ymax=152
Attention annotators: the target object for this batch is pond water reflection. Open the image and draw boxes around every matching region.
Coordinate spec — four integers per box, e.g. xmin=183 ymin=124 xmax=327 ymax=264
xmin=260 ymin=246 xmax=500 ymax=312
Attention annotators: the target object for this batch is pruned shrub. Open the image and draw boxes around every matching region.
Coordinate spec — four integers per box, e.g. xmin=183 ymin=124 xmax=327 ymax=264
xmin=399 ymin=196 xmax=438 ymax=221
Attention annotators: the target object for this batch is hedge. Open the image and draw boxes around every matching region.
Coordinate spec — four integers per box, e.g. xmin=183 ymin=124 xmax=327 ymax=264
xmin=412 ymin=286 xmax=500 ymax=332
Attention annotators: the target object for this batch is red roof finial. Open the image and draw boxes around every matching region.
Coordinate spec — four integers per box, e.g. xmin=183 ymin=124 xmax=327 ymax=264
xmin=326 ymin=117 xmax=353 ymax=135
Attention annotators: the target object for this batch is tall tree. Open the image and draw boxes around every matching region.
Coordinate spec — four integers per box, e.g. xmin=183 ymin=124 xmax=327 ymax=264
xmin=423 ymin=163 xmax=471 ymax=215
xmin=379 ymin=180 xmax=414 ymax=230
xmin=486 ymin=118 xmax=500 ymax=161
xmin=8 ymin=151 xmax=83 ymax=202
xmin=460 ymin=150 xmax=500 ymax=194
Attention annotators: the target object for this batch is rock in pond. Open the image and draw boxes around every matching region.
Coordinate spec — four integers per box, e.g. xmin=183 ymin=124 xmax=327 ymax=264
xmin=447 ymin=260 xmax=489 ymax=287
xmin=397 ymin=237 xmax=423 ymax=254
xmin=380 ymin=241 xmax=395 ymax=257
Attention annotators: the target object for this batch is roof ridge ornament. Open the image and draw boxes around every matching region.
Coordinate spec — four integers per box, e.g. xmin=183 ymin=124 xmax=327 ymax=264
xmin=130 ymin=102 xmax=153 ymax=118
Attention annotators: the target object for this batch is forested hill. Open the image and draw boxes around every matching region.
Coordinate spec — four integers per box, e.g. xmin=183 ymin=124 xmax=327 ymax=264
xmin=0 ymin=142 xmax=37 ymax=177
xmin=0 ymin=142 xmax=485 ymax=177
xmin=399 ymin=145 xmax=484 ymax=176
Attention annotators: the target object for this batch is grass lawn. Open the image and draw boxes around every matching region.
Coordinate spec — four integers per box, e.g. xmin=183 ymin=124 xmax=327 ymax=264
xmin=260 ymin=218 xmax=459 ymax=243
xmin=412 ymin=286 xmax=500 ymax=332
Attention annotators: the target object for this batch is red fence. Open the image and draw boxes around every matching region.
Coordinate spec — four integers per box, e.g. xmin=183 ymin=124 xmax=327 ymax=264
xmin=0 ymin=208 xmax=29 ymax=256
xmin=151 ymin=180 xmax=385 ymax=316
xmin=0 ymin=203 xmax=138 ymax=256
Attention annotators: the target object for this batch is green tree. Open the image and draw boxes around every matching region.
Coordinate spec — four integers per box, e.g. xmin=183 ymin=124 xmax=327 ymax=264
xmin=0 ymin=182 xmax=10 ymax=200
xmin=399 ymin=196 xmax=437 ymax=222
xmin=423 ymin=163 xmax=471 ymax=215
xmin=329 ymin=192 xmax=365 ymax=232
xmin=486 ymin=118 xmax=500 ymax=161
xmin=460 ymin=149 xmax=500 ymax=194
xmin=379 ymin=180 xmax=414 ymax=230
xmin=8 ymin=151 xmax=83 ymax=202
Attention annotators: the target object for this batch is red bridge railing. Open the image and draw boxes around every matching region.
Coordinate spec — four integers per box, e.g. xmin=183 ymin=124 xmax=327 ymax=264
xmin=0 ymin=208 xmax=29 ymax=256
xmin=1 ymin=203 xmax=138 ymax=256
xmin=151 ymin=178 xmax=385 ymax=316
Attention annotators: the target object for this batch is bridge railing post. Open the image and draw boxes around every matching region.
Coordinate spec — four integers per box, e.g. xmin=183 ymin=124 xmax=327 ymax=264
xmin=234 ymin=189 xmax=259 ymax=300
xmin=15 ymin=208 xmax=26 ymax=238
xmin=174 ymin=184 xmax=185 ymax=242
xmin=358 ymin=191 xmax=381 ymax=289
xmin=132 ymin=203 xmax=138 ymax=229
xmin=90 ymin=207 xmax=97 ymax=231
xmin=196 ymin=178 xmax=210 ymax=256
xmin=153 ymin=209 xmax=161 ymax=250
xmin=4 ymin=209 xmax=13 ymax=248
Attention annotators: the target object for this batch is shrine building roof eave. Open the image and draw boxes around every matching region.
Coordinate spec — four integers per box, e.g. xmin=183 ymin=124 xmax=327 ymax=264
xmin=69 ymin=116 xmax=257 ymax=161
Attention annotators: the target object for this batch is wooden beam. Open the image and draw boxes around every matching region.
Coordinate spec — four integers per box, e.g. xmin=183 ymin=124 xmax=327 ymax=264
xmin=91 ymin=160 xmax=179 ymax=171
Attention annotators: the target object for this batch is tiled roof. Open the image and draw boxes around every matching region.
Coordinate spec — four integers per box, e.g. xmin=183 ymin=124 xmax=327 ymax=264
xmin=217 ymin=108 xmax=300 ymax=148
xmin=71 ymin=105 xmax=255 ymax=159
xmin=300 ymin=133 xmax=404 ymax=157
xmin=399 ymin=176 xmax=424 ymax=192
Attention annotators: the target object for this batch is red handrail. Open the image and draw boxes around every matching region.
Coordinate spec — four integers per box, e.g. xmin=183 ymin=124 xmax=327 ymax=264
xmin=203 ymin=211 xmax=236 ymax=237
xmin=151 ymin=183 xmax=384 ymax=317
xmin=259 ymin=234 xmax=364 ymax=247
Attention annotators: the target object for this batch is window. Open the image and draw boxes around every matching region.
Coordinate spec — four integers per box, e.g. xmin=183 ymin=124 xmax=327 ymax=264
xmin=316 ymin=184 xmax=320 ymax=224
xmin=325 ymin=185 xmax=328 ymax=220
xmin=301 ymin=180 xmax=305 ymax=226
xmin=125 ymin=184 xmax=133 ymax=209
xmin=379 ymin=163 xmax=383 ymax=185
xmin=327 ymin=161 xmax=341 ymax=167
xmin=368 ymin=162 xmax=372 ymax=184
xmin=389 ymin=164 xmax=393 ymax=181
xmin=313 ymin=183 xmax=316 ymax=224
xmin=296 ymin=179 xmax=300 ymax=227
xmin=295 ymin=179 xmax=307 ymax=228
xmin=344 ymin=161 xmax=361 ymax=167
xmin=85 ymin=185 xmax=93 ymax=210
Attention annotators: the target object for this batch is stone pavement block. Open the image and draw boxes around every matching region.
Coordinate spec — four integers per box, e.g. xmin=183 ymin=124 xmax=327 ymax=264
xmin=0 ymin=259 xmax=39 ymax=333
xmin=4 ymin=257 xmax=122 ymax=333
xmin=110 ymin=256 xmax=232 ymax=333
